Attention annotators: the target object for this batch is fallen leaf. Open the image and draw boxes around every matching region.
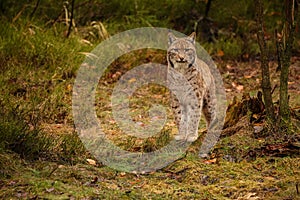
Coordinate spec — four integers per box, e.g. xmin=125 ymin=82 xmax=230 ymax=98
xmin=67 ymin=84 xmax=72 ymax=91
xmin=226 ymin=64 xmax=234 ymax=70
xmin=91 ymin=176 xmax=98 ymax=184
xmin=242 ymin=53 xmax=249 ymax=60
xmin=236 ymin=85 xmax=244 ymax=91
xmin=46 ymin=187 xmax=55 ymax=193
xmin=252 ymin=114 xmax=260 ymax=120
xmin=109 ymin=119 xmax=116 ymax=124
xmin=238 ymin=192 xmax=259 ymax=200
xmin=86 ymin=158 xmax=97 ymax=166
xmin=264 ymin=176 xmax=276 ymax=181
xmin=112 ymin=71 xmax=122 ymax=79
xmin=128 ymin=78 xmax=136 ymax=83
xmin=203 ymin=158 xmax=217 ymax=164
xmin=217 ymin=50 xmax=224 ymax=57
xmin=8 ymin=181 xmax=17 ymax=186
xmin=120 ymin=172 xmax=126 ymax=177
xmin=254 ymin=125 xmax=264 ymax=133
xmin=136 ymin=121 xmax=145 ymax=127
xmin=16 ymin=191 xmax=28 ymax=198
xmin=80 ymin=39 xmax=93 ymax=46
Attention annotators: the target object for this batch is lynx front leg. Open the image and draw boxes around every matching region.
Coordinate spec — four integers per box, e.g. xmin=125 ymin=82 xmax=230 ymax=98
xmin=172 ymin=88 xmax=201 ymax=142
xmin=171 ymin=93 xmax=185 ymax=141
xmin=185 ymin=104 xmax=201 ymax=142
xmin=200 ymin=89 xmax=220 ymax=157
xmin=174 ymin=104 xmax=189 ymax=141
xmin=173 ymin=105 xmax=196 ymax=142
xmin=173 ymin=99 xmax=201 ymax=142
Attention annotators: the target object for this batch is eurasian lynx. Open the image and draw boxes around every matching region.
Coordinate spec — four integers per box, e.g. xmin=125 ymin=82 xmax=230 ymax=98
xmin=167 ymin=32 xmax=217 ymax=143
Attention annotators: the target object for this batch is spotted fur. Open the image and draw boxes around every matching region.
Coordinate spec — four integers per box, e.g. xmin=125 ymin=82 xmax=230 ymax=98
xmin=167 ymin=32 xmax=217 ymax=142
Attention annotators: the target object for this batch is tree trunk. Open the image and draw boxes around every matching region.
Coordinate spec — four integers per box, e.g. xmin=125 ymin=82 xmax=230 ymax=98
xmin=255 ymin=0 xmax=276 ymax=125
xmin=278 ymin=0 xmax=298 ymax=129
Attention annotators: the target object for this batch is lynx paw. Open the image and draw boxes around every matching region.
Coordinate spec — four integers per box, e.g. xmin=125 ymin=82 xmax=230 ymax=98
xmin=186 ymin=135 xmax=198 ymax=142
xmin=198 ymin=153 xmax=209 ymax=158
xmin=174 ymin=134 xmax=185 ymax=141
xmin=174 ymin=134 xmax=198 ymax=142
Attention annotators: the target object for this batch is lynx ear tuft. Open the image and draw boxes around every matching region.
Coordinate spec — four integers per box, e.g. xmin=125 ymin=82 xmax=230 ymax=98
xmin=188 ymin=32 xmax=196 ymax=44
xmin=168 ymin=32 xmax=177 ymax=45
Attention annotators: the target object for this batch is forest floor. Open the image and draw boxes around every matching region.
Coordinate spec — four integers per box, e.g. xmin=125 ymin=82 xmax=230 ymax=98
xmin=0 ymin=47 xmax=299 ymax=199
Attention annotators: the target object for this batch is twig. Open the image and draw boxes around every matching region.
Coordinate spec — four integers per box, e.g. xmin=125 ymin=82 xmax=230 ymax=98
xmin=275 ymin=29 xmax=282 ymax=72
xmin=204 ymin=0 xmax=212 ymax=19
xmin=47 ymin=1 xmax=90 ymax=27
xmin=271 ymin=84 xmax=278 ymax=95
xmin=29 ymin=0 xmax=41 ymax=18
xmin=292 ymin=106 xmax=300 ymax=110
xmin=47 ymin=165 xmax=59 ymax=177
xmin=12 ymin=4 xmax=28 ymax=23
xmin=66 ymin=0 xmax=75 ymax=38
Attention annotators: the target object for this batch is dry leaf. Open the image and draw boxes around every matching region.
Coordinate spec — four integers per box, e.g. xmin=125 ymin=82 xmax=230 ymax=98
xmin=112 ymin=71 xmax=122 ymax=79
xmin=217 ymin=50 xmax=224 ymax=57
xmin=226 ymin=64 xmax=233 ymax=69
xmin=109 ymin=119 xmax=116 ymax=124
xmin=238 ymin=192 xmax=259 ymax=200
xmin=86 ymin=158 xmax=97 ymax=166
xmin=253 ymin=125 xmax=264 ymax=133
xmin=136 ymin=121 xmax=145 ymax=127
xmin=120 ymin=172 xmax=126 ymax=177
xmin=236 ymin=85 xmax=244 ymax=91
xmin=46 ymin=187 xmax=55 ymax=193
xmin=128 ymin=78 xmax=136 ymax=83
xmin=80 ymin=39 xmax=93 ymax=46
xmin=203 ymin=158 xmax=217 ymax=164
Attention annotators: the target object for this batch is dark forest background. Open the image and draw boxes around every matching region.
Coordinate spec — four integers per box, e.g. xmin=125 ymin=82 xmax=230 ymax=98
xmin=0 ymin=0 xmax=299 ymax=199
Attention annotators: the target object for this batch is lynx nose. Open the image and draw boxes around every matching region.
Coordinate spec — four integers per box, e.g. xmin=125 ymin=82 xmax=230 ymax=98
xmin=179 ymin=55 xmax=184 ymax=61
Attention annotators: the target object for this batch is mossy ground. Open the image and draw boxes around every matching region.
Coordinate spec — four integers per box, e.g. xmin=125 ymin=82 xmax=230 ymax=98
xmin=0 ymin=151 xmax=299 ymax=199
xmin=0 ymin=12 xmax=299 ymax=199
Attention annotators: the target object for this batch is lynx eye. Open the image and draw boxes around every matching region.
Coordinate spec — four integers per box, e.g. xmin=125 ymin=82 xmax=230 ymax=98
xmin=184 ymin=48 xmax=194 ymax=53
xmin=170 ymin=48 xmax=179 ymax=53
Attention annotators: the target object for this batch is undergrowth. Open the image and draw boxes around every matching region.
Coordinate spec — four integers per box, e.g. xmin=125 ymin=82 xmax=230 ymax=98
xmin=0 ymin=103 xmax=87 ymax=169
xmin=0 ymin=1 xmax=299 ymax=198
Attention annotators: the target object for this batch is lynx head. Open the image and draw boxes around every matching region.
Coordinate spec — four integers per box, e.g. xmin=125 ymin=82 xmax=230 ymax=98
xmin=167 ymin=32 xmax=196 ymax=73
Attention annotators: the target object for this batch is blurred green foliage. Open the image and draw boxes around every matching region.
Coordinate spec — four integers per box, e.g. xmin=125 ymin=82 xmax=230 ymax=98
xmin=0 ymin=0 xmax=298 ymax=60
xmin=0 ymin=0 xmax=299 ymax=161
